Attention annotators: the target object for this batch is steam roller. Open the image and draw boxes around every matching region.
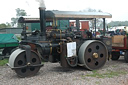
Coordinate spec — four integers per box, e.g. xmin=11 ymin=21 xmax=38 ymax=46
xmin=7 ymin=6 xmax=112 ymax=77
xmin=8 ymin=49 xmax=43 ymax=77
xmin=78 ymin=40 xmax=108 ymax=70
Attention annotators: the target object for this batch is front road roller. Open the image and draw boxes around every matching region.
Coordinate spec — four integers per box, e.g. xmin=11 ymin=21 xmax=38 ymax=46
xmin=7 ymin=48 xmax=43 ymax=77
xmin=78 ymin=40 xmax=108 ymax=70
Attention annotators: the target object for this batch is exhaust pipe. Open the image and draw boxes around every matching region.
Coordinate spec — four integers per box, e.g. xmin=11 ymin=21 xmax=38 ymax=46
xmin=39 ymin=7 xmax=46 ymax=37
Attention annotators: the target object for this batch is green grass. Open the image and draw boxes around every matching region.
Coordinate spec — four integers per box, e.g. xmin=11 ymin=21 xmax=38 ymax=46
xmin=95 ymin=81 xmax=100 ymax=84
xmin=0 ymin=58 xmax=8 ymax=66
xmin=83 ymin=70 xmax=128 ymax=78
xmin=16 ymin=36 xmax=21 ymax=41
xmin=112 ymin=65 xmax=118 ymax=68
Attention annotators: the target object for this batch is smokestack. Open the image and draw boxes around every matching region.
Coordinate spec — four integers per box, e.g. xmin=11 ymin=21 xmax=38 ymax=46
xmin=39 ymin=7 xmax=46 ymax=36
xmin=36 ymin=0 xmax=46 ymax=39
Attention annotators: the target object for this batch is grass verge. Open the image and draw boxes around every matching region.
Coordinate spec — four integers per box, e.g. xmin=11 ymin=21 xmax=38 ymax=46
xmin=83 ymin=70 xmax=128 ymax=78
xmin=0 ymin=58 xmax=8 ymax=66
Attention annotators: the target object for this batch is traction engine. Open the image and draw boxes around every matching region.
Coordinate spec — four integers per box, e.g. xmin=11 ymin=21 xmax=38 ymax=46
xmin=7 ymin=7 xmax=112 ymax=77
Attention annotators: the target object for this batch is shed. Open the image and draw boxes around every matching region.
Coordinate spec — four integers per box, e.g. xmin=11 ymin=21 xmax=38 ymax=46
xmin=0 ymin=28 xmax=23 ymax=34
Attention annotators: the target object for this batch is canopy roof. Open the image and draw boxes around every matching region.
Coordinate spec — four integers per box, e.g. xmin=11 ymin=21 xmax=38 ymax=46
xmin=18 ymin=10 xmax=112 ymax=23
xmin=46 ymin=10 xmax=112 ymax=19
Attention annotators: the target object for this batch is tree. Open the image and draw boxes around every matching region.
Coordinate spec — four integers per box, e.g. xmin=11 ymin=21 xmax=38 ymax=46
xmin=0 ymin=23 xmax=11 ymax=28
xmin=0 ymin=23 xmax=6 ymax=28
xmin=11 ymin=8 xmax=27 ymax=27
xmin=16 ymin=8 xmax=27 ymax=17
xmin=6 ymin=22 xmax=11 ymax=27
xmin=108 ymin=21 xmax=128 ymax=27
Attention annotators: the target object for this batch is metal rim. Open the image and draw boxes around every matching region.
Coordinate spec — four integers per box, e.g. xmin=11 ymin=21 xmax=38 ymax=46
xmin=14 ymin=51 xmax=41 ymax=77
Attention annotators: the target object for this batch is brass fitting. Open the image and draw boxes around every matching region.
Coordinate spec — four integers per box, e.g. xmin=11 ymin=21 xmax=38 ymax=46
xmin=27 ymin=62 xmax=31 ymax=65
xmin=93 ymin=53 xmax=98 ymax=58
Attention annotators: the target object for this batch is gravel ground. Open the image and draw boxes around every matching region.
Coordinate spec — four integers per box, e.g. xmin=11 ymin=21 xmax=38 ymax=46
xmin=0 ymin=57 xmax=128 ymax=85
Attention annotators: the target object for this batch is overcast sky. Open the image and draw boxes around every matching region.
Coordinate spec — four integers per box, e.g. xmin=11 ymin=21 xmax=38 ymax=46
xmin=0 ymin=0 xmax=128 ymax=24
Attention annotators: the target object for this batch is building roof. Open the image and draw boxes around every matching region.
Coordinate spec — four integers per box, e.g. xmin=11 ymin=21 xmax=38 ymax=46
xmin=0 ymin=28 xmax=22 ymax=30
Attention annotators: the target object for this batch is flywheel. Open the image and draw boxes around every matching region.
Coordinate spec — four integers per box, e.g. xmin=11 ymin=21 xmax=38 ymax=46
xmin=78 ymin=40 xmax=108 ymax=70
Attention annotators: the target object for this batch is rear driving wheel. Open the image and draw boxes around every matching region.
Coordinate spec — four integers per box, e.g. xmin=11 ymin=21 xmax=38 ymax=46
xmin=13 ymin=50 xmax=41 ymax=77
xmin=78 ymin=40 xmax=108 ymax=70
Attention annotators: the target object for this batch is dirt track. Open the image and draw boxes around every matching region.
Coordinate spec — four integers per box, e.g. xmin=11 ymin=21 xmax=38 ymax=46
xmin=0 ymin=56 xmax=128 ymax=85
